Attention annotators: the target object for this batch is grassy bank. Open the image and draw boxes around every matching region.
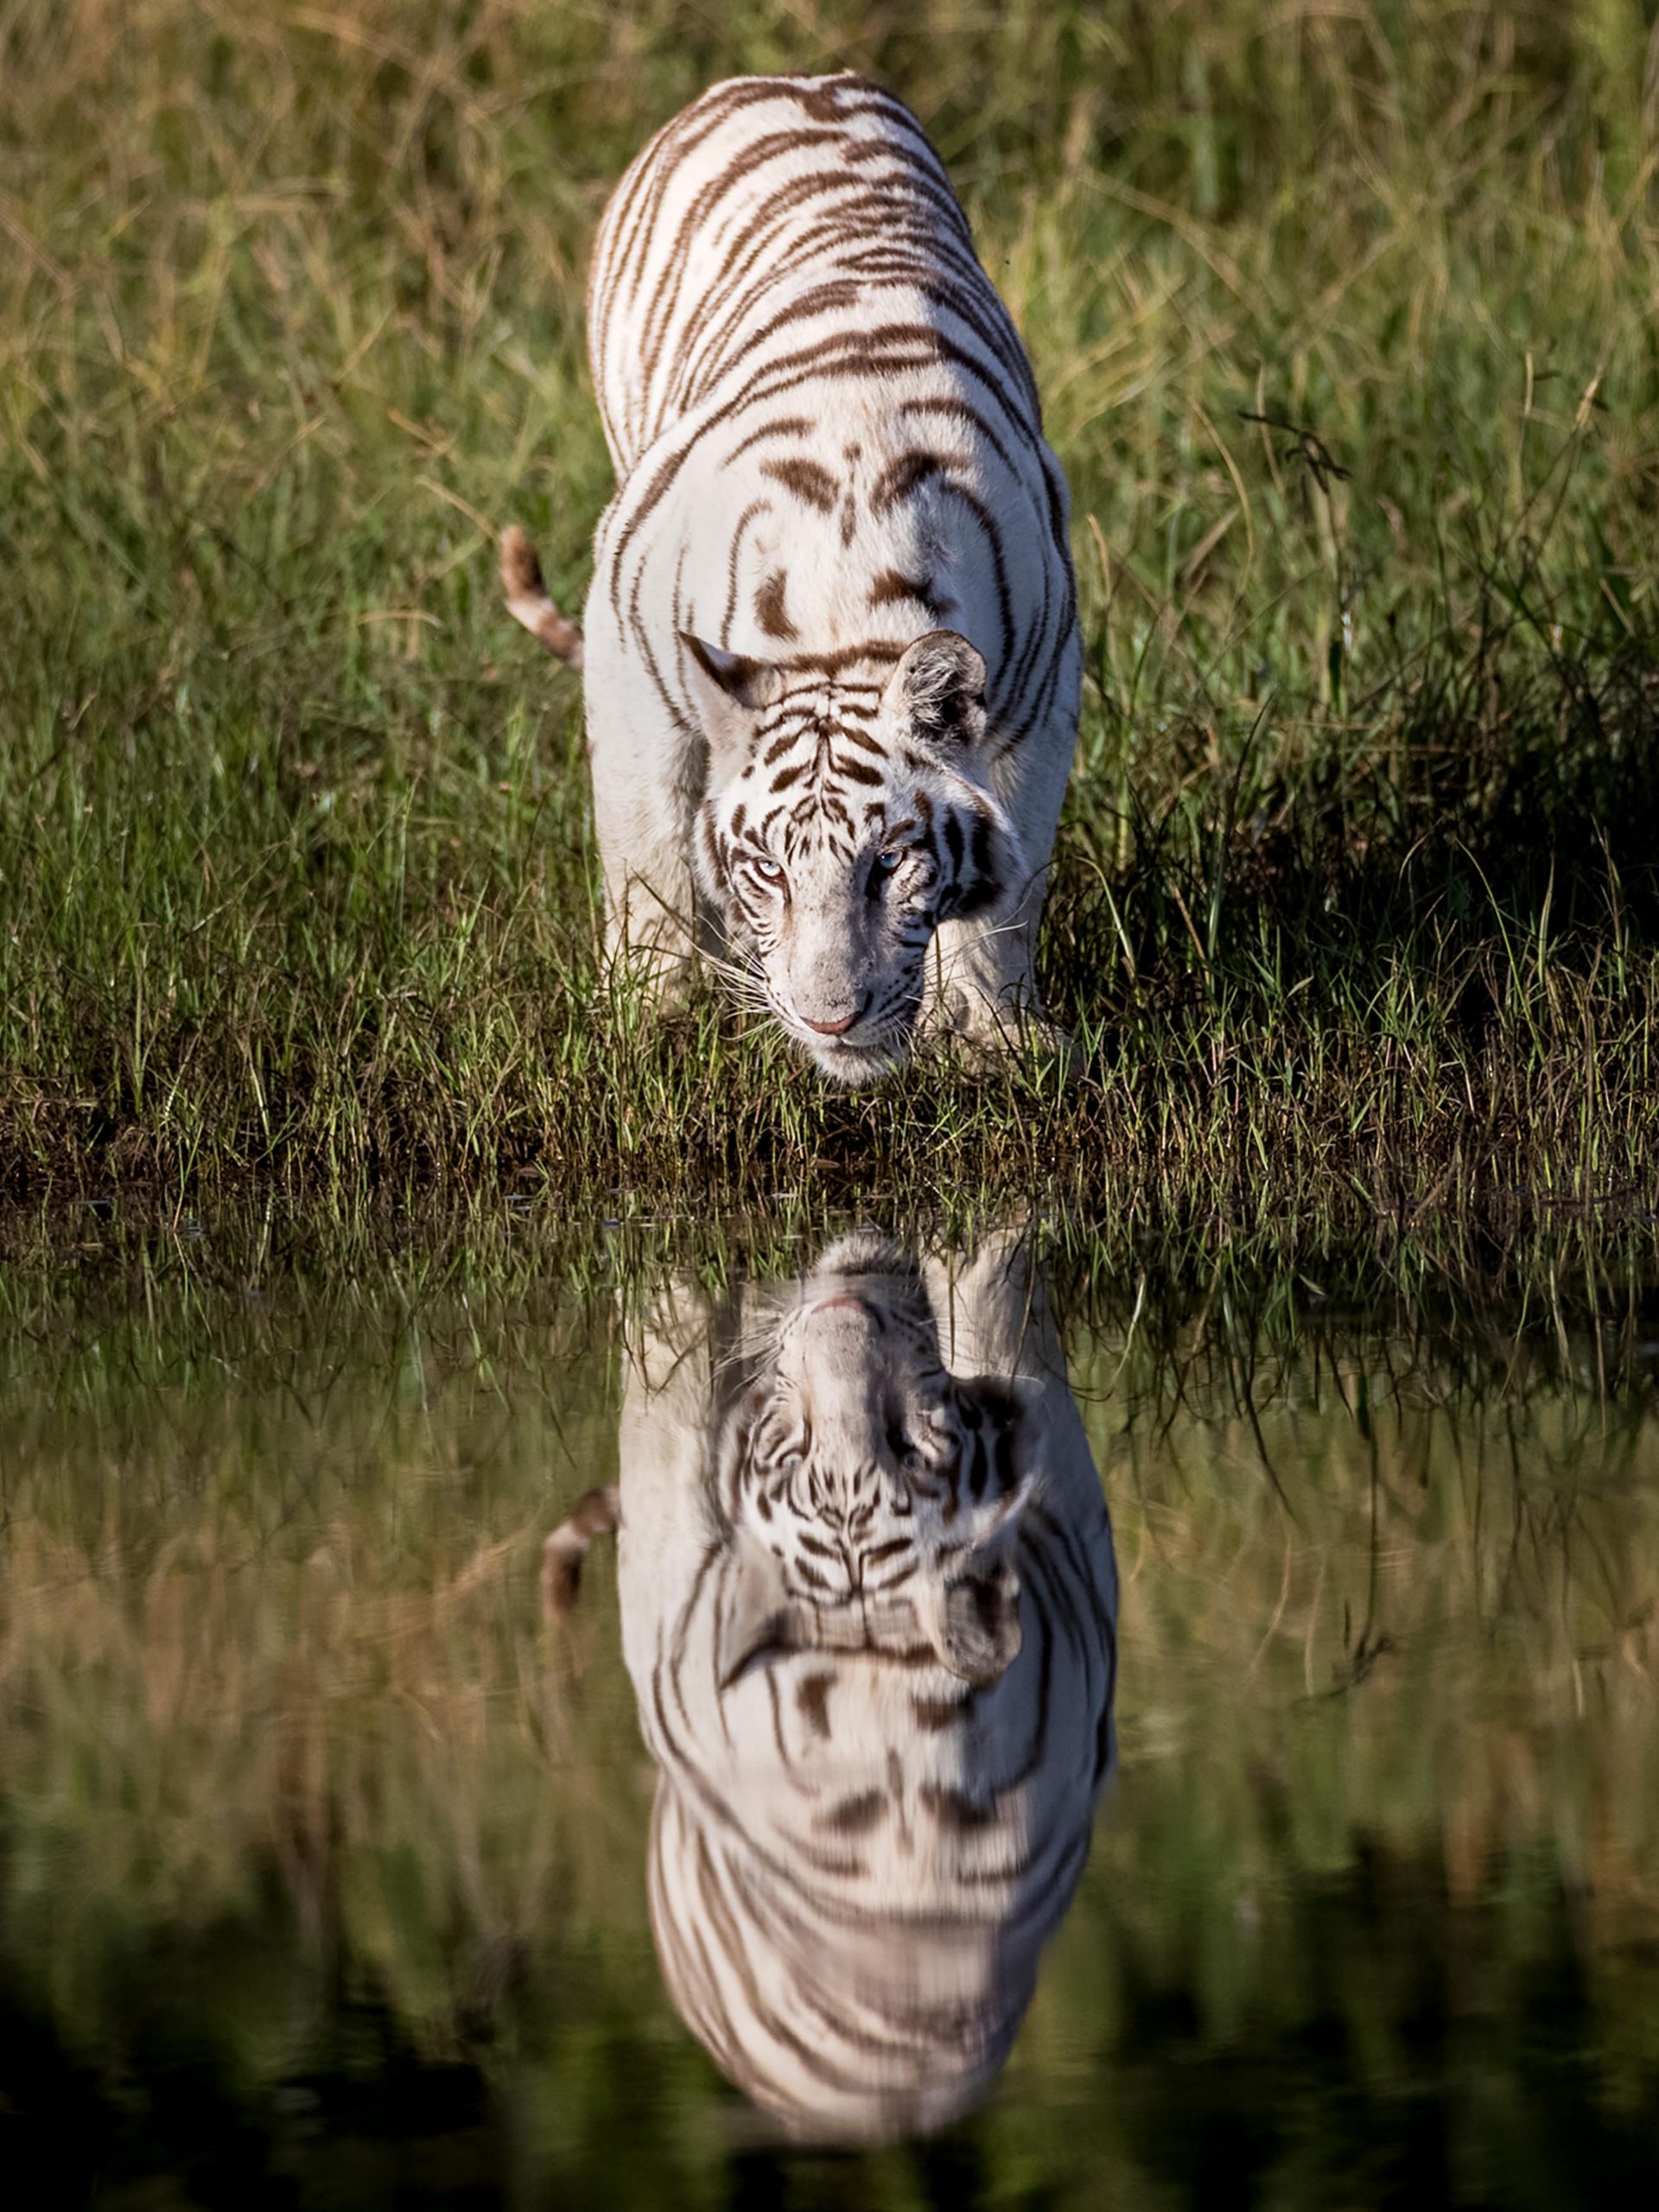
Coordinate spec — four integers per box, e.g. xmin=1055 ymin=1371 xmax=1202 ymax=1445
xmin=4 ymin=0 xmax=1659 ymax=1204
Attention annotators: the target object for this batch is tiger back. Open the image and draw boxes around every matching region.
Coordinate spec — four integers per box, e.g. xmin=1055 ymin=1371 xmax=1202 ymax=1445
xmin=569 ymin=74 xmax=1082 ymax=1077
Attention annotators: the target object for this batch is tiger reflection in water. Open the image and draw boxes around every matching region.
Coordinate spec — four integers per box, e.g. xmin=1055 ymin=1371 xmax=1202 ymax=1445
xmin=545 ymin=1229 xmax=1117 ymax=2143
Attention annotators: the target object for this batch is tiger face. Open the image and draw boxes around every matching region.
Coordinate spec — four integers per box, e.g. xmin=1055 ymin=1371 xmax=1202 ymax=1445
xmin=688 ymin=631 xmax=1025 ymax=1083
xmin=712 ymin=1234 xmax=1040 ymax=1689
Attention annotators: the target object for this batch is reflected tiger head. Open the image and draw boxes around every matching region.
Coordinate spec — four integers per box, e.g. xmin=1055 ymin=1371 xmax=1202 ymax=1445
xmin=687 ymin=633 xmax=1025 ymax=1082
xmin=709 ymin=1231 xmax=1040 ymax=1688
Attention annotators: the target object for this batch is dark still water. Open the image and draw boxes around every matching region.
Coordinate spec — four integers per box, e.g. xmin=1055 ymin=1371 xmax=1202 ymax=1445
xmin=3 ymin=1206 xmax=1659 ymax=2209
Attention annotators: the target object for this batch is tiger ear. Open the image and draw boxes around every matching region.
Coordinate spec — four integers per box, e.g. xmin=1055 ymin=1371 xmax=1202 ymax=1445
xmin=884 ymin=629 xmax=988 ymax=748
xmin=681 ymin=633 xmax=785 ymax=775
xmin=715 ymin=1534 xmax=800 ymax=1689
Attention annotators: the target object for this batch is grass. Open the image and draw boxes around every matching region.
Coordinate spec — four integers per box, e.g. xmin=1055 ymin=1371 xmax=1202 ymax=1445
xmin=4 ymin=0 xmax=1659 ymax=1205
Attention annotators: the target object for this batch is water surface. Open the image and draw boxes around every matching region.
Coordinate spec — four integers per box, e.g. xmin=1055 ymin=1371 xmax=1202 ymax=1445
xmin=3 ymin=1206 xmax=1658 ymax=2208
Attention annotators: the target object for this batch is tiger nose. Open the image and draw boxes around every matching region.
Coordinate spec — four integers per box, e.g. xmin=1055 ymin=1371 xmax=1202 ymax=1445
xmin=803 ymin=995 xmax=866 ymax=1036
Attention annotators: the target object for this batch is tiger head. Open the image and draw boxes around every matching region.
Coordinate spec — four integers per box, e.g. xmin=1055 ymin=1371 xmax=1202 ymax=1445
xmin=709 ymin=1232 xmax=1040 ymax=1689
xmin=686 ymin=631 xmax=1026 ymax=1082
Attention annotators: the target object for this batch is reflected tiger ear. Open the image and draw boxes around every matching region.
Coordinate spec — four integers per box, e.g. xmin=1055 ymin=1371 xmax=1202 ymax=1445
xmin=961 ymin=1376 xmax=1047 ymax=1471
xmin=715 ymin=1534 xmax=800 ymax=1689
xmin=921 ymin=1422 xmax=1039 ymax=1686
xmin=932 ymin=1557 xmax=1022 ymax=1686
xmin=884 ymin=629 xmax=988 ymax=747
xmin=681 ymin=634 xmax=785 ymax=774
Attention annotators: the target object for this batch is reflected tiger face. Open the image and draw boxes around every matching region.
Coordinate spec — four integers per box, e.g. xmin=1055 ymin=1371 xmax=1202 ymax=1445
xmin=712 ymin=1234 xmax=1039 ymax=1689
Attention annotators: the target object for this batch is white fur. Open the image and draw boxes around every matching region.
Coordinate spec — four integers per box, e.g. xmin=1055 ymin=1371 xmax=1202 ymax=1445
xmin=577 ymin=73 xmax=1081 ymax=1064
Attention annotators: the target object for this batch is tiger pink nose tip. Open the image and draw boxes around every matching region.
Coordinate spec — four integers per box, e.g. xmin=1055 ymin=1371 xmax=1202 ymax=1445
xmin=803 ymin=994 xmax=869 ymax=1035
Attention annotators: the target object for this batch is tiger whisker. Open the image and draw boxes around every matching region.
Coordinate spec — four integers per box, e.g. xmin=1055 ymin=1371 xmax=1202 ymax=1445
xmin=701 ymin=953 xmax=778 ymax=1019
xmin=702 ymin=952 xmax=770 ymax=995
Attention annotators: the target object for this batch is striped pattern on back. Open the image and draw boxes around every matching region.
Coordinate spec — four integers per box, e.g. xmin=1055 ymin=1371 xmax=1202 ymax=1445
xmin=588 ymin=69 xmax=1075 ymax=743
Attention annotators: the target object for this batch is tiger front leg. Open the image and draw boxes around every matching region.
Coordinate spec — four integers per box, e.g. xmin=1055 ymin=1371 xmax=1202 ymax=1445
xmin=926 ymin=709 xmax=1080 ymax=1073
xmin=592 ymin=838 xmax=702 ymax=1013
xmin=927 ymin=879 xmax=1073 ymax=1071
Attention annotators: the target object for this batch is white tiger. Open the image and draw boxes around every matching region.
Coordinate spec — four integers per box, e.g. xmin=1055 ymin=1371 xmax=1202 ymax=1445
xmin=504 ymin=72 xmax=1081 ymax=1080
xmin=543 ymin=1229 xmax=1117 ymax=2141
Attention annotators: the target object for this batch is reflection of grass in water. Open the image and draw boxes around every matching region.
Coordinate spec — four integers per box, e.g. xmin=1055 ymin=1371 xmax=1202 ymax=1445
xmin=3 ymin=1215 xmax=1659 ymax=2192
xmin=2 ymin=1281 xmax=637 ymax=1950
xmin=0 ymin=1260 xmax=698 ymax=2194
xmin=1101 ymin=1382 xmax=1659 ymax=1955
xmin=5 ymin=4 xmax=1659 ymax=1200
